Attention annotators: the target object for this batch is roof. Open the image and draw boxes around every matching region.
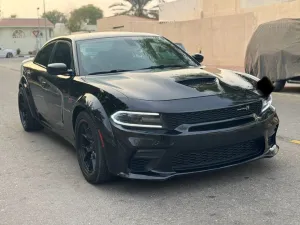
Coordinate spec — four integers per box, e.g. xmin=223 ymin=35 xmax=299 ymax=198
xmin=0 ymin=18 xmax=54 ymax=28
xmin=53 ymin=31 xmax=160 ymax=41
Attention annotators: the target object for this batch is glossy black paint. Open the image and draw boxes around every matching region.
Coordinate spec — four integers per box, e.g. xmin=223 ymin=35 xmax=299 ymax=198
xmin=19 ymin=32 xmax=279 ymax=180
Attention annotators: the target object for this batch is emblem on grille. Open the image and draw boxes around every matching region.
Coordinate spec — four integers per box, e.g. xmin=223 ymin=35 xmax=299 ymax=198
xmin=237 ymin=105 xmax=250 ymax=111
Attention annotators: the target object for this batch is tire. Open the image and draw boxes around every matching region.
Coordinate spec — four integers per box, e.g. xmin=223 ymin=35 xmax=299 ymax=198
xmin=75 ymin=111 xmax=113 ymax=184
xmin=6 ymin=53 xmax=13 ymax=58
xmin=273 ymin=80 xmax=286 ymax=92
xmin=18 ymin=88 xmax=43 ymax=132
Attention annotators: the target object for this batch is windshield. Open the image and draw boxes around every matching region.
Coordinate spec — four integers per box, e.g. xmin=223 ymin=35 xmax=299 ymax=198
xmin=76 ymin=36 xmax=198 ymax=75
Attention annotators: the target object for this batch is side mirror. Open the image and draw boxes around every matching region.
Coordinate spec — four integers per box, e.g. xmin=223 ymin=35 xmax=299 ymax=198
xmin=47 ymin=63 xmax=68 ymax=76
xmin=256 ymin=76 xmax=274 ymax=97
xmin=192 ymin=53 xmax=204 ymax=63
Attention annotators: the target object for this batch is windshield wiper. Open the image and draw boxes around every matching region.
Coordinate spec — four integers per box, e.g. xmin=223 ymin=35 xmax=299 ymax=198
xmin=138 ymin=64 xmax=189 ymax=70
xmin=88 ymin=69 xmax=132 ymax=75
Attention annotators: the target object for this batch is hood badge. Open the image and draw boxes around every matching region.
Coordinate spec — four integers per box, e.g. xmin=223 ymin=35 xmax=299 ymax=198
xmin=237 ymin=105 xmax=250 ymax=111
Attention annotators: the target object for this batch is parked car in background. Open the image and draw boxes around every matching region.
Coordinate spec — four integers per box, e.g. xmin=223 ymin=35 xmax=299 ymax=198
xmin=0 ymin=46 xmax=16 ymax=58
xmin=245 ymin=18 xmax=300 ymax=92
xmin=18 ymin=32 xmax=279 ymax=184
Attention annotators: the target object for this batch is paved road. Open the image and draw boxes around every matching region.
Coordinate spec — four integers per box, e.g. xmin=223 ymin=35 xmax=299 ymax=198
xmin=0 ymin=59 xmax=300 ymax=225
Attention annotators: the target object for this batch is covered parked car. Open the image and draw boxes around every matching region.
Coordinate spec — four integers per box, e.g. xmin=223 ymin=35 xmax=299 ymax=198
xmin=245 ymin=18 xmax=300 ymax=92
xmin=18 ymin=32 xmax=279 ymax=184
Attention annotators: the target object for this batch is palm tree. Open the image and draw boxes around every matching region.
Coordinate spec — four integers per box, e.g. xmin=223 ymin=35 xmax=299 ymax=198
xmin=109 ymin=0 xmax=165 ymax=19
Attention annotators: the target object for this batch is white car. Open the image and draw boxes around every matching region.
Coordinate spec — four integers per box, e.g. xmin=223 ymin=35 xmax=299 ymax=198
xmin=0 ymin=46 xmax=16 ymax=58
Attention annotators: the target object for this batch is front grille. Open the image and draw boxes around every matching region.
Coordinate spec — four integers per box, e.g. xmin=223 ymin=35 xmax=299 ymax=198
xmin=162 ymin=100 xmax=262 ymax=129
xmin=172 ymin=138 xmax=265 ymax=172
xmin=129 ymin=158 xmax=152 ymax=173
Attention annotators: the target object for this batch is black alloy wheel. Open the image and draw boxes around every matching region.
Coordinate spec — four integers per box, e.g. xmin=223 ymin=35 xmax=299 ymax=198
xmin=75 ymin=111 xmax=112 ymax=184
xmin=18 ymin=88 xmax=43 ymax=132
xmin=78 ymin=121 xmax=97 ymax=174
xmin=19 ymin=94 xmax=28 ymax=128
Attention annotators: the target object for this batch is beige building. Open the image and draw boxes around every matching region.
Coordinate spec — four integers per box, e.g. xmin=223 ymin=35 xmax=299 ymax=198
xmin=159 ymin=0 xmax=203 ymax=21
xmin=97 ymin=0 xmax=300 ymax=68
xmin=0 ymin=18 xmax=54 ymax=54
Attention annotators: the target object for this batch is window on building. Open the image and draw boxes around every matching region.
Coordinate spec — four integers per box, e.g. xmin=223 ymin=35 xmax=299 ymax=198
xmin=34 ymin=42 xmax=56 ymax=67
xmin=12 ymin=30 xmax=25 ymax=38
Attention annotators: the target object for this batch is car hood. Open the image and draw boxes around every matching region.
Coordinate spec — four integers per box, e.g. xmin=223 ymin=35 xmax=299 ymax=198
xmin=84 ymin=66 xmax=260 ymax=101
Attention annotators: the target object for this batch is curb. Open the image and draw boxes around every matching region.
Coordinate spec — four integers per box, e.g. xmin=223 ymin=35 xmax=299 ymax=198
xmin=17 ymin=55 xmax=35 ymax=58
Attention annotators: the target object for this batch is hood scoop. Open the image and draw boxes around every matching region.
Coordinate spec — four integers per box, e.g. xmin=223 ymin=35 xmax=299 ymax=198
xmin=175 ymin=76 xmax=217 ymax=87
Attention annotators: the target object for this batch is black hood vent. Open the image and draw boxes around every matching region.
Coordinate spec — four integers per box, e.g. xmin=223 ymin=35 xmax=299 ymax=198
xmin=176 ymin=76 xmax=217 ymax=87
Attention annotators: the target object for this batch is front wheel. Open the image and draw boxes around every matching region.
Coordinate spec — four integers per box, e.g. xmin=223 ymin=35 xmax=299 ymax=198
xmin=75 ymin=111 xmax=113 ymax=184
xmin=273 ymin=80 xmax=286 ymax=92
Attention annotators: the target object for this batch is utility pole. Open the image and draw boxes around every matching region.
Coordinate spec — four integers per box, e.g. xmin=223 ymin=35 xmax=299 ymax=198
xmin=43 ymin=0 xmax=47 ymax=42
xmin=0 ymin=0 xmax=2 ymax=18
xmin=37 ymin=7 xmax=41 ymax=50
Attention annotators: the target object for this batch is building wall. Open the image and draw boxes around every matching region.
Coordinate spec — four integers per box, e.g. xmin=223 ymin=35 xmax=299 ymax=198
xmin=202 ymin=0 xmax=238 ymax=18
xmin=159 ymin=0 xmax=203 ymax=21
xmin=97 ymin=15 xmax=155 ymax=31
xmin=98 ymin=0 xmax=300 ymax=67
xmin=240 ymin=0 xmax=296 ymax=8
xmin=160 ymin=0 xmax=297 ymax=19
xmin=97 ymin=13 xmax=256 ymax=67
xmin=0 ymin=27 xmax=53 ymax=54
xmin=239 ymin=0 xmax=300 ymax=25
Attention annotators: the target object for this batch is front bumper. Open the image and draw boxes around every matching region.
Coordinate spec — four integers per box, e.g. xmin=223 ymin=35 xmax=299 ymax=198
xmin=105 ymin=108 xmax=279 ymax=180
xmin=118 ymin=144 xmax=279 ymax=180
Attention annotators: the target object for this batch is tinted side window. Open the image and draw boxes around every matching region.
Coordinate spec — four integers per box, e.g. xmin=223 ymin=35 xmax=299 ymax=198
xmin=34 ymin=42 xmax=55 ymax=67
xmin=51 ymin=42 xmax=72 ymax=69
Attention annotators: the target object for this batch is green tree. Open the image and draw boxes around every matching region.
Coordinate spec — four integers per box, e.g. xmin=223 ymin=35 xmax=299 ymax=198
xmin=10 ymin=14 xmax=17 ymax=18
xmin=67 ymin=4 xmax=103 ymax=32
xmin=109 ymin=0 xmax=164 ymax=19
xmin=42 ymin=10 xmax=67 ymax=25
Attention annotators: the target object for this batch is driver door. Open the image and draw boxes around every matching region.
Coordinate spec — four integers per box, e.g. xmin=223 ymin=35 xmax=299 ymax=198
xmin=42 ymin=40 xmax=74 ymax=131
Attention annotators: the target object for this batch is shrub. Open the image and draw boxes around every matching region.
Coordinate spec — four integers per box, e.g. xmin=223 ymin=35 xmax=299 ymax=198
xmin=16 ymin=48 xmax=21 ymax=55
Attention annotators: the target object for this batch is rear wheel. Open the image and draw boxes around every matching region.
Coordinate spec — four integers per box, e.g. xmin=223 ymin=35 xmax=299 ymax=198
xmin=75 ymin=111 xmax=113 ymax=184
xmin=18 ymin=88 xmax=43 ymax=132
xmin=273 ymin=80 xmax=286 ymax=92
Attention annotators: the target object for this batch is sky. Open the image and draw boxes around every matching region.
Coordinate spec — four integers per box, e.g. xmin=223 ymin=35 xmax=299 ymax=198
xmin=0 ymin=0 xmax=169 ymax=18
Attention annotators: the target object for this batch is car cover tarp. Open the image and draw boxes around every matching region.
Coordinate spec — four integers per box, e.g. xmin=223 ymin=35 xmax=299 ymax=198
xmin=245 ymin=18 xmax=300 ymax=81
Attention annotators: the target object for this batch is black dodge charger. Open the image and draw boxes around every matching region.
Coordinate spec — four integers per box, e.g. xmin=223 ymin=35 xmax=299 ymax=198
xmin=18 ymin=32 xmax=279 ymax=184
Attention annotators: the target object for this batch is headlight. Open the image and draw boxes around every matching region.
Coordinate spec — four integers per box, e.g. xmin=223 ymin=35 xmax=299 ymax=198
xmin=111 ymin=111 xmax=163 ymax=128
xmin=262 ymin=95 xmax=272 ymax=113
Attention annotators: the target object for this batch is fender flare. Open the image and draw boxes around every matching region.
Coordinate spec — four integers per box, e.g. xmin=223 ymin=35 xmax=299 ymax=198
xmin=72 ymin=93 xmax=115 ymax=141
xmin=19 ymin=75 xmax=39 ymax=119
